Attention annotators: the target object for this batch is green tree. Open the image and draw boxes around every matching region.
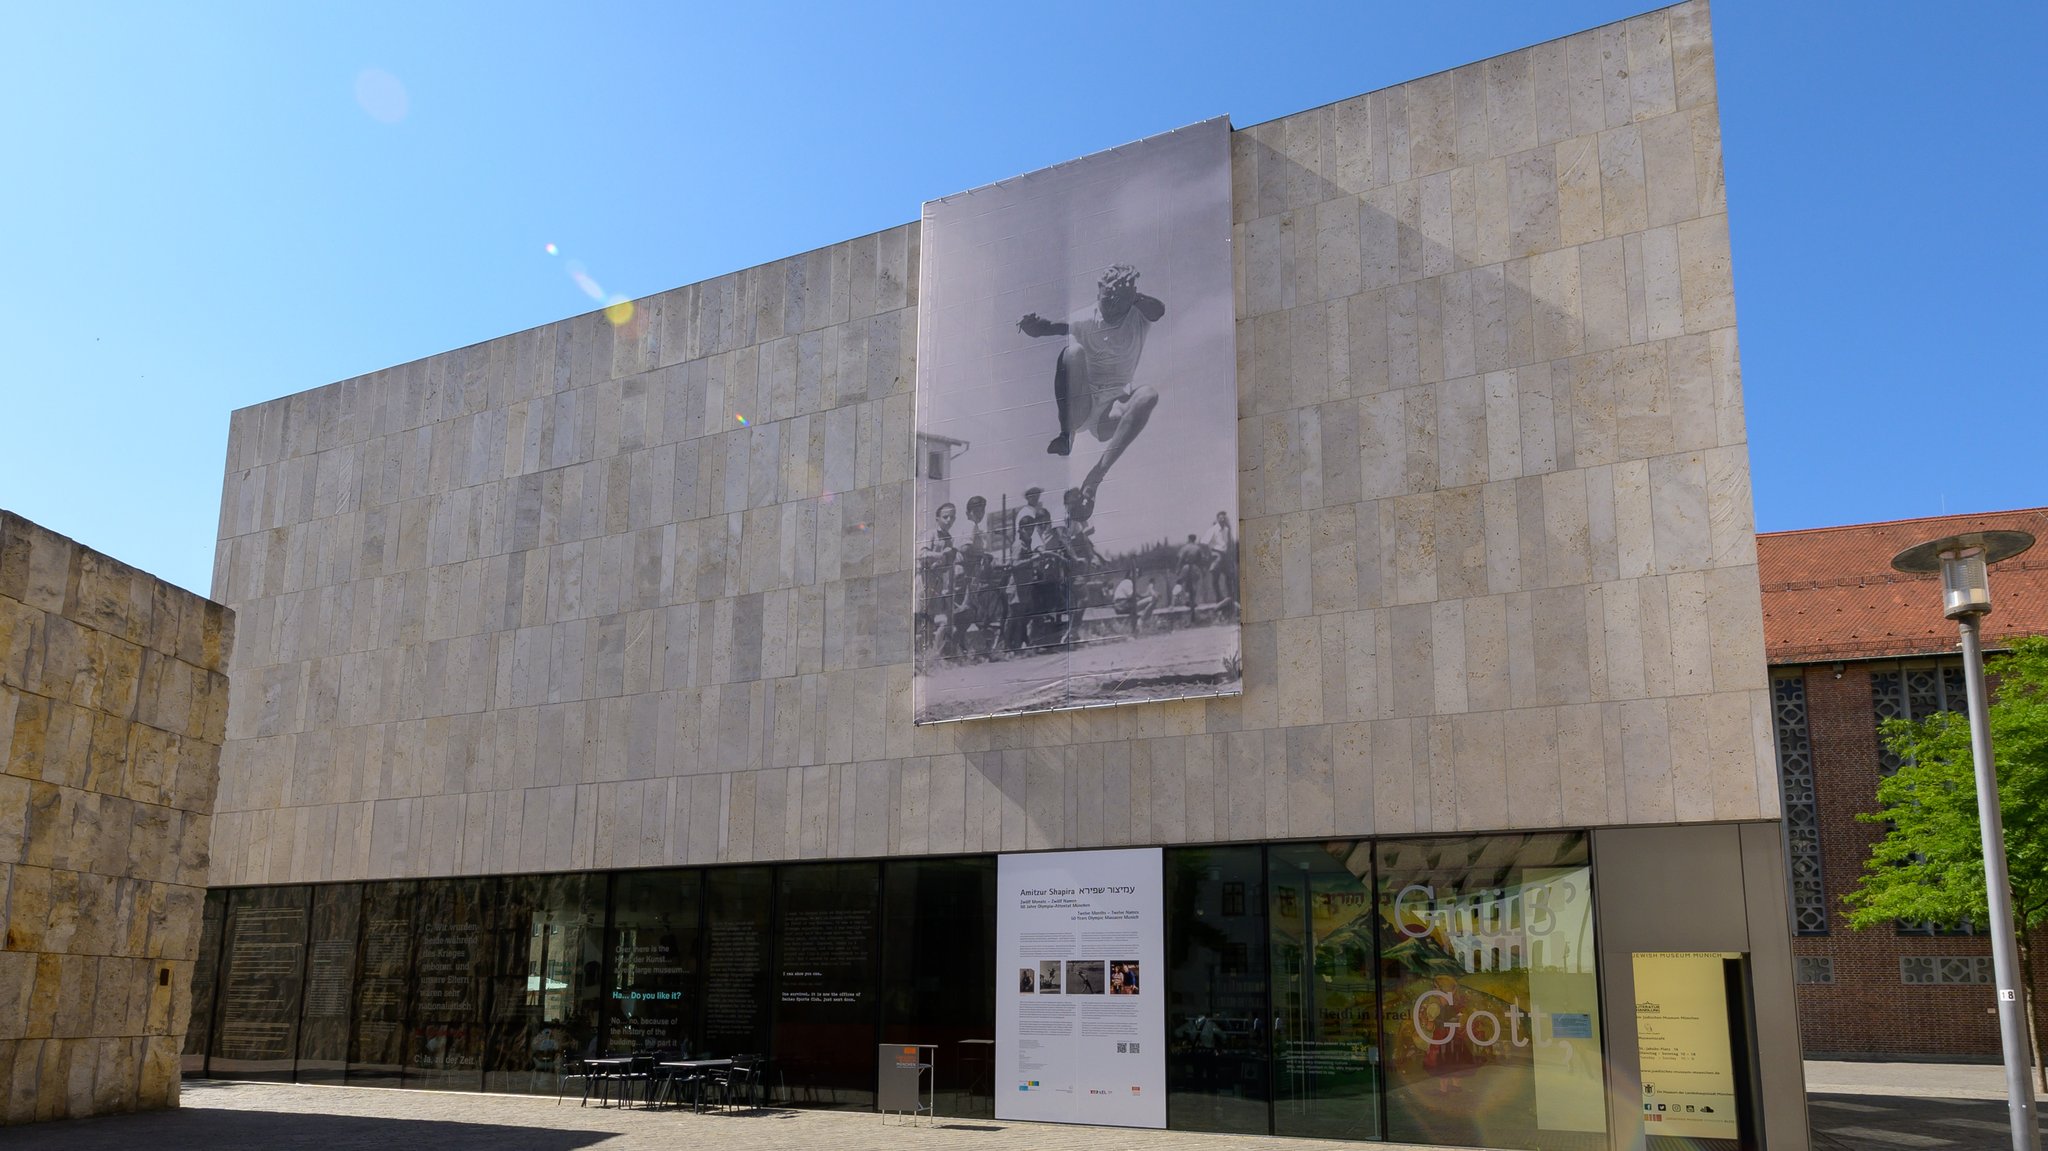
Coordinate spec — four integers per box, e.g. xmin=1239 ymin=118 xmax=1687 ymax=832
xmin=1845 ymin=636 xmax=2048 ymax=1086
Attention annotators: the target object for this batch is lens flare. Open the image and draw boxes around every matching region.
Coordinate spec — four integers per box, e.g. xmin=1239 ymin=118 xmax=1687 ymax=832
xmin=568 ymin=265 xmax=605 ymax=301
xmin=545 ymin=247 xmax=634 ymax=326
xmin=734 ymin=413 xmax=749 ymax=426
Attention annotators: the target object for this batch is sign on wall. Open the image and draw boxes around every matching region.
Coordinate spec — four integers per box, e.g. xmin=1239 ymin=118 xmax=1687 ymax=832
xmin=1633 ymin=951 xmax=1743 ymax=1140
xmin=996 ymin=849 xmax=1165 ymax=1128
xmin=913 ymin=117 xmax=1240 ymax=724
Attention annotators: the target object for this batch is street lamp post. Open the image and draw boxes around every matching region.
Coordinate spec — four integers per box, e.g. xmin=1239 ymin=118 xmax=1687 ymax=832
xmin=1893 ymin=529 xmax=2040 ymax=1151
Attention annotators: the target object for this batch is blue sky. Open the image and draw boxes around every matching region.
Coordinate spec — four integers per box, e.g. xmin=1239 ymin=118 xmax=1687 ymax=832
xmin=3 ymin=1 xmax=2043 ymax=597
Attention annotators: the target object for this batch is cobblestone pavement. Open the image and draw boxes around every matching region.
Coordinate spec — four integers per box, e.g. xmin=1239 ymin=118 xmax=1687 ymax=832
xmin=12 ymin=1071 xmax=2048 ymax=1150
xmin=1 ymin=1080 xmax=1406 ymax=1151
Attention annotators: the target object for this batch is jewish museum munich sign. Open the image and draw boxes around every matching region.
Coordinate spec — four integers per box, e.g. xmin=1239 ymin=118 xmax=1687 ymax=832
xmin=912 ymin=117 xmax=1241 ymax=724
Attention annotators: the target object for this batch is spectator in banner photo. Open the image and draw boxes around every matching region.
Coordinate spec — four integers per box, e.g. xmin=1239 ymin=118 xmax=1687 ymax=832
xmin=1060 ymin=486 xmax=1099 ymax=567
xmin=963 ymin=495 xmax=989 ymax=555
xmin=1176 ymin=534 xmax=1205 ymax=620
xmin=917 ymin=502 xmax=960 ymax=655
xmin=1111 ymin=569 xmax=1154 ymax=634
xmin=1015 ymin=486 xmax=1052 ymax=558
xmin=1200 ymin=510 xmax=1237 ymax=605
xmin=1017 ymin=263 xmax=1166 ymax=498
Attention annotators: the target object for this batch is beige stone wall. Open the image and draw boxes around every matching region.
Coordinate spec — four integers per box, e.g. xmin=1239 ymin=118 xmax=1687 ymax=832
xmin=0 ymin=512 xmax=233 ymax=1122
xmin=209 ymin=0 xmax=1767 ymax=888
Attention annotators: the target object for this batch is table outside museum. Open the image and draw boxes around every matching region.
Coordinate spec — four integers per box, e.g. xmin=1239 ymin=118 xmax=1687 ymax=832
xmin=958 ymin=1039 xmax=994 ymax=1115
xmin=577 ymin=1057 xmax=637 ymax=1108
xmin=657 ymin=1058 xmax=734 ymax=1112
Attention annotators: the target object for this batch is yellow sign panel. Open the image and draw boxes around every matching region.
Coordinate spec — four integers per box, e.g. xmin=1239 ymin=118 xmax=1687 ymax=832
xmin=1632 ymin=952 xmax=1741 ymax=1141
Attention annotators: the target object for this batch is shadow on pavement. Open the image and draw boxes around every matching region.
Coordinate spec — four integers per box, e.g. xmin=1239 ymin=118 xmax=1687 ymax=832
xmin=3 ymin=1087 xmax=616 ymax=1151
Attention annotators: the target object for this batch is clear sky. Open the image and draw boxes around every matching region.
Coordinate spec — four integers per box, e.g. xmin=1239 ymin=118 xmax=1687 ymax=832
xmin=3 ymin=1 xmax=2043 ymax=597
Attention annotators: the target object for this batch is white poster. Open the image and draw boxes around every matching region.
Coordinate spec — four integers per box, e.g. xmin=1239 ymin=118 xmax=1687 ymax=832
xmin=996 ymin=848 xmax=1165 ymax=1128
xmin=913 ymin=117 xmax=1241 ymax=723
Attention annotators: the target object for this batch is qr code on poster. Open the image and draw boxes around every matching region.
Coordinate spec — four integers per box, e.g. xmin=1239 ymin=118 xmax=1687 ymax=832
xmin=1116 ymin=1043 xmax=1128 ymax=1053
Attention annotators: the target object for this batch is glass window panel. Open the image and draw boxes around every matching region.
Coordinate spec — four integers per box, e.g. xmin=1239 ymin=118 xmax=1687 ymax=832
xmin=1270 ymin=842 xmax=1380 ymax=1141
xmin=181 ymin=889 xmax=227 ymax=1076
xmin=1378 ymin=832 xmax=1605 ymax=1151
xmin=295 ymin=884 xmax=363 ymax=1083
xmin=1165 ymin=846 xmax=1270 ymax=1135
xmin=774 ymin=862 xmax=881 ymax=1109
xmin=209 ymin=886 xmax=310 ymax=1081
xmin=349 ymin=881 xmax=417 ymax=1085
xmin=880 ymin=858 xmax=996 ymax=1117
xmin=603 ymin=870 xmax=701 ymax=1059
xmin=485 ymin=873 xmax=606 ymax=1094
xmin=407 ymin=878 xmax=490 ymax=1091
xmin=701 ymin=868 xmax=773 ymax=1059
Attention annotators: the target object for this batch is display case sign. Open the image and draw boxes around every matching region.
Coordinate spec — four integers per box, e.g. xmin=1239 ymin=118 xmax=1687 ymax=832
xmin=1632 ymin=951 xmax=1742 ymax=1140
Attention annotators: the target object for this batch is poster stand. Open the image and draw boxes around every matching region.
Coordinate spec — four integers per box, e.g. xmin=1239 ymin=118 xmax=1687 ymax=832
xmin=877 ymin=1043 xmax=936 ymax=1125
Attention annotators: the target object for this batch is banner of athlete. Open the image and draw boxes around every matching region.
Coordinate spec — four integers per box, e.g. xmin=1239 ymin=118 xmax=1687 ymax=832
xmin=912 ymin=117 xmax=1240 ymax=724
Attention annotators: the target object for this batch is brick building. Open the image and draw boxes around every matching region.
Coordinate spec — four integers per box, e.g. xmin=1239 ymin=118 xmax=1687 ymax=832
xmin=1763 ymin=506 xmax=2048 ymax=1060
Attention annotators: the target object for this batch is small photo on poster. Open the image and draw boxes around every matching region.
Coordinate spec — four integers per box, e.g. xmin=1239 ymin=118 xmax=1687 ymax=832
xmin=1037 ymin=960 xmax=1063 ymax=994
xmin=1110 ymin=961 xmax=1141 ymax=995
xmin=1066 ymin=960 xmax=1105 ymax=995
xmin=1019 ymin=967 xmax=1035 ymax=994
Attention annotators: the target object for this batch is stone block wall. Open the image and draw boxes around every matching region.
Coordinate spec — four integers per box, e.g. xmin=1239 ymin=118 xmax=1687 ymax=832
xmin=0 ymin=512 xmax=233 ymax=1122
xmin=208 ymin=0 xmax=1769 ymax=886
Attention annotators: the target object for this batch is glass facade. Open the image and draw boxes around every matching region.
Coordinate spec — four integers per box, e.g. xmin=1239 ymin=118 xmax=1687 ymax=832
xmin=190 ymin=835 xmax=1604 ymax=1146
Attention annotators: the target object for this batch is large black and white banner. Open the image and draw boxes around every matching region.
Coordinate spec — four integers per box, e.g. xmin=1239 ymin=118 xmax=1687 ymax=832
xmin=995 ymin=848 xmax=1165 ymax=1129
xmin=913 ymin=117 xmax=1240 ymax=724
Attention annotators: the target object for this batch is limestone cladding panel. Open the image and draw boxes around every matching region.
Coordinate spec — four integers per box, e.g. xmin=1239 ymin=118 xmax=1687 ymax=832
xmin=209 ymin=0 xmax=1763 ymax=886
xmin=1 ymin=511 xmax=234 ymax=1123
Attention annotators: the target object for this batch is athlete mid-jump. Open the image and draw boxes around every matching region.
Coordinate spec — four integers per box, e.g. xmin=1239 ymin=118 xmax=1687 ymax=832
xmin=1017 ymin=264 xmax=1165 ymax=497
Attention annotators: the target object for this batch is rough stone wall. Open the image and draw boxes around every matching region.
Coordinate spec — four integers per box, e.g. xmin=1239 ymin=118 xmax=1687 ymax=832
xmin=0 ymin=512 xmax=233 ymax=1122
xmin=208 ymin=0 xmax=1769 ymax=887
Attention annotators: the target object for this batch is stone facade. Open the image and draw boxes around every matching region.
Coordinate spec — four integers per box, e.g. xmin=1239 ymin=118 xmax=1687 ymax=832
xmin=208 ymin=0 xmax=1766 ymax=887
xmin=0 ymin=512 xmax=234 ymax=1122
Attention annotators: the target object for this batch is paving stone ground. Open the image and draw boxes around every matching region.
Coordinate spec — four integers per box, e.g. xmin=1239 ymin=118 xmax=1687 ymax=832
xmin=2 ymin=1080 xmax=1386 ymax=1151
xmin=9 ymin=1064 xmax=2048 ymax=1149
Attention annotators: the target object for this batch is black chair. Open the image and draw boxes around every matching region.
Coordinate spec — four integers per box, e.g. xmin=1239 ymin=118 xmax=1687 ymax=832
xmin=556 ymin=1054 xmax=592 ymax=1106
xmin=709 ymin=1054 xmax=762 ymax=1111
xmin=649 ymin=1051 xmax=696 ymax=1110
xmin=617 ymin=1055 xmax=657 ymax=1108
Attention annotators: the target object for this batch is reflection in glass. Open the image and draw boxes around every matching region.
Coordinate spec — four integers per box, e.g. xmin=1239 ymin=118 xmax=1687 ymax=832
xmin=702 ymin=868 xmax=773 ymax=1058
xmin=181 ymin=890 xmax=227 ymax=1076
xmin=209 ymin=886 xmax=310 ymax=1081
xmin=349 ymin=881 xmax=416 ymax=1084
xmin=775 ymin=862 xmax=880 ymax=1108
xmin=1378 ymin=833 xmax=1605 ymax=1151
xmin=604 ymin=870 xmax=700 ymax=1059
xmin=1165 ymin=846 xmax=1270 ymax=1134
xmin=880 ymin=858 xmax=995 ymax=1116
xmin=408 ymin=878 xmax=490 ymax=1091
xmin=1269 ymin=842 xmax=1381 ymax=1140
xmin=487 ymin=873 xmax=605 ymax=1093
xmin=296 ymin=884 xmax=363 ymax=1083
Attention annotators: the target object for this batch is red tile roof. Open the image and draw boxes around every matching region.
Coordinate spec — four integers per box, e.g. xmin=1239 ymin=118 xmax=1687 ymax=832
xmin=1759 ymin=508 xmax=2048 ymax=666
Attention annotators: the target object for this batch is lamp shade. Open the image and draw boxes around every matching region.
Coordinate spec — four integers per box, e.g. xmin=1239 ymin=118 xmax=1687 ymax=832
xmin=1890 ymin=530 xmax=2036 ymax=620
xmin=1940 ymin=547 xmax=1992 ymax=619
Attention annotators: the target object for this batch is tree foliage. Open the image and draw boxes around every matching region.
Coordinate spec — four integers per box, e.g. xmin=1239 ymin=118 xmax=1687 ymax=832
xmin=1845 ymin=636 xmax=2048 ymax=1087
xmin=1845 ymin=636 xmax=2048 ymax=933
